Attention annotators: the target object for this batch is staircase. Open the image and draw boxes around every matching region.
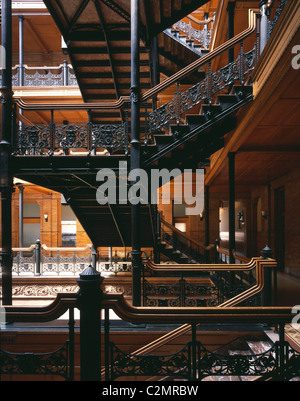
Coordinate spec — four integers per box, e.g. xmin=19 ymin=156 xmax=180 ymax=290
xmin=142 ymin=83 xmax=253 ymax=169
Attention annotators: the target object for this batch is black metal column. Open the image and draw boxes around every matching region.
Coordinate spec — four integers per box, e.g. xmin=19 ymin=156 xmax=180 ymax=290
xmin=228 ymin=152 xmax=236 ymax=265
xmin=227 ymin=2 xmax=236 ymax=64
xmin=204 ymin=185 xmax=210 ymax=263
xmin=19 ymin=16 xmax=24 ymax=86
xmin=0 ymin=0 xmax=13 ymax=306
xmin=76 ymin=266 xmax=104 ymax=381
xmin=18 ymin=185 xmax=24 ymax=248
xmin=130 ymin=0 xmax=142 ymax=306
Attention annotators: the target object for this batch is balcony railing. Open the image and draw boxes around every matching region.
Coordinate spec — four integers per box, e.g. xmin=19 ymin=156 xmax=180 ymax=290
xmin=0 ymin=241 xmax=132 ymax=277
xmin=0 ymin=62 xmax=78 ymax=87
xmin=2 ymin=286 xmax=300 ymax=381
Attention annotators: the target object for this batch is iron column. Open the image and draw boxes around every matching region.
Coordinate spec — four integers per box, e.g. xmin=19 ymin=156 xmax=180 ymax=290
xmin=0 ymin=0 xmax=13 ymax=306
xmin=228 ymin=152 xmax=236 ymax=265
xmin=130 ymin=0 xmax=142 ymax=306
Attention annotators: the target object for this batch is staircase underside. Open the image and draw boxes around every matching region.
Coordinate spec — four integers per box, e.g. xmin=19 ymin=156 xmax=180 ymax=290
xmin=13 ymin=156 xmax=154 ymax=248
xmin=43 ymin=0 xmax=210 ymax=125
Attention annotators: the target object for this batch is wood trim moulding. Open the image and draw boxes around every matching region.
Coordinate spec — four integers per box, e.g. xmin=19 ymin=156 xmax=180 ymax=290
xmin=252 ymin=0 xmax=300 ymax=96
xmin=205 ymin=1 xmax=300 ymax=187
xmin=13 ymin=9 xmax=259 ymax=111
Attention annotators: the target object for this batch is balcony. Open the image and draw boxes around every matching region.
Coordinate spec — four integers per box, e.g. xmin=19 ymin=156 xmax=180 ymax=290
xmin=0 ymin=62 xmax=78 ymax=87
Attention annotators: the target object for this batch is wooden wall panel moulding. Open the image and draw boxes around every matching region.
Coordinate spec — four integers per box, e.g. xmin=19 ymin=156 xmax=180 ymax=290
xmin=252 ymin=0 xmax=300 ymax=96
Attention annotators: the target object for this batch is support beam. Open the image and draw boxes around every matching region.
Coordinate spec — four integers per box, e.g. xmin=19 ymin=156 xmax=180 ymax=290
xmin=227 ymin=2 xmax=236 ymax=64
xmin=0 ymin=0 xmax=13 ymax=306
xmin=18 ymin=185 xmax=24 ymax=248
xmin=228 ymin=152 xmax=236 ymax=265
xmin=18 ymin=16 xmax=24 ymax=86
xmin=130 ymin=0 xmax=142 ymax=307
xmin=205 ymin=185 xmax=210 ymax=263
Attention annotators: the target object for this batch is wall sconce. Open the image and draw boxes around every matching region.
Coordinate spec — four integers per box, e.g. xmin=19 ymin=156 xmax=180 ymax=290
xmin=199 ymin=212 xmax=204 ymax=221
xmin=261 ymin=210 xmax=267 ymax=219
xmin=44 ymin=214 xmax=48 ymax=222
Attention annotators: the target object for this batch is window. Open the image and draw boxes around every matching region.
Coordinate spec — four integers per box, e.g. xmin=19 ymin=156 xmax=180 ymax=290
xmin=61 ymin=205 xmax=77 ymax=247
xmin=23 ymin=203 xmax=40 ymax=247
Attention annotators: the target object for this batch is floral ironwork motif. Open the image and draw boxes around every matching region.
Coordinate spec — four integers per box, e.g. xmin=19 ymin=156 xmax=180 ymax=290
xmin=15 ymin=122 xmax=128 ymax=155
xmin=109 ymin=342 xmax=191 ymax=380
xmin=92 ymin=123 xmax=128 ymax=154
xmin=0 ymin=342 xmax=70 ymax=379
xmin=146 ymin=44 xmax=258 ymax=135
xmin=16 ymin=124 xmax=51 ymax=154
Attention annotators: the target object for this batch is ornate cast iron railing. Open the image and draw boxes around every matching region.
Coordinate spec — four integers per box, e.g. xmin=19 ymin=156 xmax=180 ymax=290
xmin=106 ymin=334 xmax=300 ymax=381
xmin=14 ymin=120 xmax=129 ymax=156
xmin=0 ymin=242 xmax=92 ymax=276
xmin=146 ymin=41 xmax=258 ymax=135
xmin=2 ymin=287 xmax=300 ymax=382
xmin=164 ymin=14 xmax=215 ymax=56
xmin=160 ymin=217 xmax=213 ymax=264
xmin=0 ymin=62 xmax=77 ymax=87
xmin=268 ymin=0 xmax=287 ymax=38
xmin=143 ymin=256 xmax=276 ymax=308
xmin=1 ymin=301 xmax=76 ymax=381
xmin=0 ymin=341 xmax=72 ymax=379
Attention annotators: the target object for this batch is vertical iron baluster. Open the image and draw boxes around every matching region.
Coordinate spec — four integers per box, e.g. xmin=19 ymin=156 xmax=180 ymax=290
xmin=208 ymin=61 xmax=212 ymax=105
xmin=176 ymin=81 xmax=181 ymax=125
xmin=240 ymin=40 xmax=244 ymax=86
xmin=125 ymin=107 xmax=129 ymax=155
xmin=63 ymin=60 xmax=68 ymax=86
xmin=68 ymin=306 xmax=75 ymax=381
xmin=49 ymin=109 xmax=54 ymax=155
xmin=104 ymin=308 xmax=110 ymax=381
xmin=87 ymin=109 xmax=92 ymax=154
xmin=191 ymin=323 xmax=197 ymax=381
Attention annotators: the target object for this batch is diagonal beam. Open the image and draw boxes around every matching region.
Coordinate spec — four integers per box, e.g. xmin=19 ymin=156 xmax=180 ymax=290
xmin=98 ymin=0 xmax=130 ymax=22
xmin=69 ymin=0 xmax=91 ymax=30
xmin=93 ymin=0 xmax=124 ymax=122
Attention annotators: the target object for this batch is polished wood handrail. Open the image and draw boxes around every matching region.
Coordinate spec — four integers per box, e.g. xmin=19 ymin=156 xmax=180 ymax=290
xmin=4 ymin=293 xmax=77 ymax=323
xmin=13 ymin=9 xmax=259 ymax=112
xmin=42 ymin=244 xmax=91 ymax=252
xmin=216 ymin=243 xmax=251 ymax=263
xmin=123 ymin=257 xmax=275 ymax=358
xmin=144 ymin=256 xmax=259 ymax=273
xmin=160 ymin=218 xmax=214 ymax=252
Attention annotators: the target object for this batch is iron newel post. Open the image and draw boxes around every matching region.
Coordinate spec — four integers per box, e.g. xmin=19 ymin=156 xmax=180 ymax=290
xmin=0 ymin=0 xmax=13 ymax=306
xmin=76 ymin=265 xmax=104 ymax=381
xmin=130 ymin=0 xmax=143 ymax=307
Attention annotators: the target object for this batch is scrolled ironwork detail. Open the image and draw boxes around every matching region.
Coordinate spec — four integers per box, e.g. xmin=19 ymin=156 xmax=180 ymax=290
xmin=0 ymin=342 xmax=70 ymax=379
xmin=109 ymin=342 xmax=191 ymax=380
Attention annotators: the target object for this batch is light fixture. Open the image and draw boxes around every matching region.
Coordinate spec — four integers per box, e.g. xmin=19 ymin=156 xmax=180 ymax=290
xmin=44 ymin=214 xmax=48 ymax=222
xmin=261 ymin=210 xmax=267 ymax=219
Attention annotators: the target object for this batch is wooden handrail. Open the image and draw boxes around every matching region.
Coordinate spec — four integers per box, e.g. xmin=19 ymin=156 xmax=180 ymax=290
xmin=216 ymin=243 xmax=251 ymax=263
xmin=4 ymin=293 xmax=77 ymax=323
xmin=42 ymin=244 xmax=91 ymax=252
xmin=161 ymin=218 xmax=214 ymax=252
xmin=13 ymin=9 xmax=259 ymax=112
xmin=124 ymin=257 xmax=275 ymax=358
xmin=145 ymin=256 xmax=259 ymax=273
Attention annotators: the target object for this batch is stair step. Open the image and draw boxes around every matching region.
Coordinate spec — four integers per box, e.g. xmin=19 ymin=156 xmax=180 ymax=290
xmin=185 ymin=114 xmax=206 ymax=128
xmin=200 ymin=104 xmax=222 ymax=119
xmin=217 ymin=94 xmax=239 ymax=110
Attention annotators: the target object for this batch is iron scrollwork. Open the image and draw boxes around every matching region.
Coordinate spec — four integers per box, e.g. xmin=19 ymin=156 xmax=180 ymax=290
xmin=0 ymin=342 xmax=71 ymax=380
xmin=15 ymin=122 xmax=129 ymax=155
xmin=109 ymin=342 xmax=191 ymax=380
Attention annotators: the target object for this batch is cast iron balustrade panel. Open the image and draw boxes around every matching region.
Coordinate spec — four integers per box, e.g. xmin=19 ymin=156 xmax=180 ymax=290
xmin=0 ymin=341 xmax=71 ymax=380
xmin=108 ymin=339 xmax=300 ymax=381
xmin=15 ymin=122 xmax=128 ymax=155
xmin=146 ymin=44 xmax=258 ymax=135
xmin=109 ymin=342 xmax=192 ymax=381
